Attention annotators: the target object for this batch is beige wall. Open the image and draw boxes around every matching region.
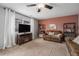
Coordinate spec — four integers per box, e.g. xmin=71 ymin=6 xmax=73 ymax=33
xmin=31 ymin=19 xmax=38 ymax=39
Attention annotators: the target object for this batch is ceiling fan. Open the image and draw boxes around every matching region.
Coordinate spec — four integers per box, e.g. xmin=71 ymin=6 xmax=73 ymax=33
xmin=26 ymin=4 xmax=53 ymax=12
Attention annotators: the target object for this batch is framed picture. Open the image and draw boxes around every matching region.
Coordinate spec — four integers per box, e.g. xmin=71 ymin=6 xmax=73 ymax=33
xmin=48 ymin=24 xmax=56 ymax=30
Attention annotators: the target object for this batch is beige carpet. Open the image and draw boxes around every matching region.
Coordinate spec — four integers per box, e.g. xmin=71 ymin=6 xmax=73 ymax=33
xmin=0 ymin=38 xmax=70 ymax=56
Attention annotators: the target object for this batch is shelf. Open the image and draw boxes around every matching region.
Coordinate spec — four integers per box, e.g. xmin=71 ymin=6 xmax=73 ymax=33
xmin=63 ymin=23 xmax=76 ymax=37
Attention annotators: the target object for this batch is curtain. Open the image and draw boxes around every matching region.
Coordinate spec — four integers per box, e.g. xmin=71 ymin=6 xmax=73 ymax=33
xmin=3 ymin=8 xmax=16 ymax=49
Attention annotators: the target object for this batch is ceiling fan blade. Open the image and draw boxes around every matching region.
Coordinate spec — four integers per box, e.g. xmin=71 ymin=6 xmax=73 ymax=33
xmin=45 ymin=4 xmax=53 ymax=9
xmin=27 ymin=4 xmax=37 ymax=7
xmin=37 ymin=9 xmax=41 ymax=12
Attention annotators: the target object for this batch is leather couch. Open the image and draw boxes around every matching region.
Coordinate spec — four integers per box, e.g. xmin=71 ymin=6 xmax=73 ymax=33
xmin=43 ymin=30 xmax=64 ymax=43
xmin=65 ymin=37 xmax=79 ymax=56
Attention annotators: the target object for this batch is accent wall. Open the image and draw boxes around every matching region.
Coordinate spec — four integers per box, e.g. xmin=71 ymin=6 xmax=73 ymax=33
xmin=38 ymin=15 xmax=78 ymax=34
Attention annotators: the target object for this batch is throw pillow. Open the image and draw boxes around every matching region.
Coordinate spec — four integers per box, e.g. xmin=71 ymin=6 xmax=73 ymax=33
xmin=73 ymin=36 xmax=79 ymax=45
xmin=48 ymin=32 xmax=54 ymax=35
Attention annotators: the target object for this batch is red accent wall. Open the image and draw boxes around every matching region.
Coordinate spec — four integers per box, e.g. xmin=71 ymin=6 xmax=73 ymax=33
xmin=38 ymin=15 xmax=78 ymax=32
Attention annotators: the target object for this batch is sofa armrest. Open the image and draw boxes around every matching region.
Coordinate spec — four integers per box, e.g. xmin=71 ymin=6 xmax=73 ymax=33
xmin=65 ymin=37 xmax=74 ymax=41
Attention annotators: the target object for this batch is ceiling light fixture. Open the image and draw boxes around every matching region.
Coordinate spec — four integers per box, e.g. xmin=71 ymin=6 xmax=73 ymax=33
xmin=26 ymin=3 xmax=53 ymax=12
xmin=37 ymin=4 xmax=45 ymax=8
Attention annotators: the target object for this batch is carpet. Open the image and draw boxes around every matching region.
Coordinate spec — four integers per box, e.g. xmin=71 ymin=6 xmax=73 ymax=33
xmin=0 ymin=38 xmax=70 ymax=56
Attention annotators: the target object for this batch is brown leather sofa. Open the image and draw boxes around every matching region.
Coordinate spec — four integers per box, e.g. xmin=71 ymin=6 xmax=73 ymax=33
xmin=65 ymin=37 xmax=79 ymax=56
xmin=43 ymin=30 xmax=64 ymax=43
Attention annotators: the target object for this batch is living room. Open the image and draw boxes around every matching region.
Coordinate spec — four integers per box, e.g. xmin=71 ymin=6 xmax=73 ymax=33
xmin=0 ymin=3 xmax=79 ymax=56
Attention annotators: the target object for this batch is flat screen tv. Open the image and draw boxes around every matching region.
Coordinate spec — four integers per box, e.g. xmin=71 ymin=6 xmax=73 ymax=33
xmin=19 ymin=24 xmax=30 ymax=33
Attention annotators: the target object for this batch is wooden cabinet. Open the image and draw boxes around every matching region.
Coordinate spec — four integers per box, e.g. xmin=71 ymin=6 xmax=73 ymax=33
xmin=16 ymin=33 xmax=32 ymax=45
xmin=63 ymin=23 xmax=76 ymax=37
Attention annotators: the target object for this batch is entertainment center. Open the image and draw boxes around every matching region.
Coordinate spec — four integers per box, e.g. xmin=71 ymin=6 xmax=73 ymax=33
xmin=15 ymin=19 xmax=32 ymax=45
xmin=16 ymin=32 xmax=32 ymax=45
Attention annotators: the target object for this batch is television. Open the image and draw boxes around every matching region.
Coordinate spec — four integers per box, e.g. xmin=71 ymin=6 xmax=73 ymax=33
xmin=19 ymin=24 xmax=30 ymax=33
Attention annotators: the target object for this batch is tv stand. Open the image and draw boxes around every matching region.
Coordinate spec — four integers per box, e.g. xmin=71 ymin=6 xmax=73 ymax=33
xmin=16 ymin=32 xmax=32 ymax=45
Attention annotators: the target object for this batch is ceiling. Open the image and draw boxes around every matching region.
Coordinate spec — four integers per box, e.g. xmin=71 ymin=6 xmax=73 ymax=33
xmin=0 ymin=3 xmax=79 ymax=19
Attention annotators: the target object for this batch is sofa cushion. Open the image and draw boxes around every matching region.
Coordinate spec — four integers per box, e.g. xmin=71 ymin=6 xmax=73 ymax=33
xmin=54 ymin=34 xmax=62 ymax=38
xmin=73 ymin=36 xmax=79 ymax=45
